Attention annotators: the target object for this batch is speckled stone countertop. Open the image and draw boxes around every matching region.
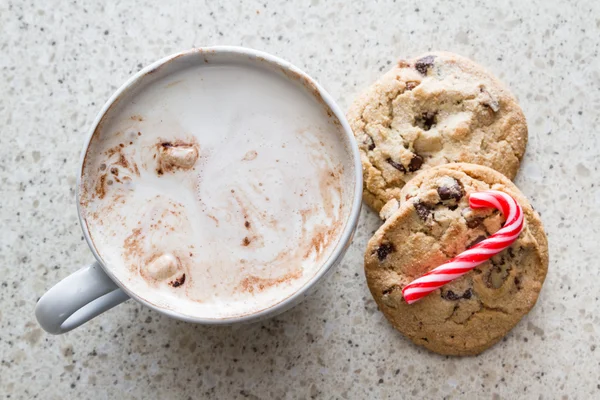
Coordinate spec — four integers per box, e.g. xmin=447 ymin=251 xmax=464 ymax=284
xmin=1 ymin=0 xmax=599 ymax=398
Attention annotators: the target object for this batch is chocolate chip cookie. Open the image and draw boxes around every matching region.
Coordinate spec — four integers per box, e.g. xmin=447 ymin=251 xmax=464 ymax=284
xmin=365 ymin=163 xmax=548 ymax=356
xmin=348 ymin=51 xmax=528 ymax=213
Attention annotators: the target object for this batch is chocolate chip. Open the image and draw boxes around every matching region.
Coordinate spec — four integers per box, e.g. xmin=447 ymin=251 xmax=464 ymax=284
xmin=442 ymin=290 xmax=460 ymax=301
xmin=386 ymin=158 xmax=406 ymax=173
xmin=437 ymin=178 xmax=464 ymax=201
xmin=423 ymin=112 xmax=437 ymax=130
xmin=365 ymin=135 xmax=376 ymax=151
xmin=466 ymin=217 xmax=483 ymax=229
xmin=376 ymin=243 xmax=395 ymax=261
xmin=415 ymin=111 xmax=437 ymax=131
xmin=242 ymin=237 xmax=251 ymax=246
xmin=414 ymin=201 xmax=431 ymax=221
xmin=442 ymin=288 xmax=473 ymax=300
xmin=514 ymin=276 xmax=521 ymax=289
xmin=490 ymin=256 xmax=504 ymax=269
xmin=405 ymin=81 xmax=419 ymax=91
xmin=486 ymin=255 xmax=513 ymax=289
xmin=408 ymin=154 xmax=424 ymax=172
xmin=415 ymin=55 xmax=436 ymax=75
xmin=507 ymin=247 xmax=515 ymax=258
xmin=244 ymin=221 xmax=251 ymax=229
xmin=468 ymin=235 xmax=487 ymax=248
xmin=414 ymin=112 xmax=437 ymax=131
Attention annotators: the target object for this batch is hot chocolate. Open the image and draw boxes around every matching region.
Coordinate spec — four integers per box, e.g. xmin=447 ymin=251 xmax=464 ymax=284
xmin=79 ymin=56 xmax=354 ymax=319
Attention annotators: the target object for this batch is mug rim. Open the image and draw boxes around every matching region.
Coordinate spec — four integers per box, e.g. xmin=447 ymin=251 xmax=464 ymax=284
xmin=76 ymin=46 xmax=363 ymax=325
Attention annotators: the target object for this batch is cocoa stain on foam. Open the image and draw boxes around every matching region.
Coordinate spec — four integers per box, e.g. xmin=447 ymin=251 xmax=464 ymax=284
xmin=233 ymin=192 xmax=344 ymax=296
xmin=80 ymin=82 xmax=148 ymax=207
xmin=89 ymin=142 xmax=141 ymax=203
xmin=233 ymin=160 xmax=345 ymax=293
xmin=165 ymin=80 xmax=183 ymax=89
xmin=242 ymin=150 xmax=258 ymax=161
xmin=230 ymin=191 xmax=280 ymax=247
xmin=319 ymin=167 xmax=344 ymax=219
xmin=123 ymin=228 xmax=144 ymax=266
xmin=294 ymin=161 xmax=345 ymax=261
xmin=207 ymin=214 xmax=219 ymax=226
xmin=303 ymin=224 xmax=339 ymax=260
xmin=236 ymin=269 xmax=303 ymax=294
xmin=95 ymin=174 xmax=107 ymax=199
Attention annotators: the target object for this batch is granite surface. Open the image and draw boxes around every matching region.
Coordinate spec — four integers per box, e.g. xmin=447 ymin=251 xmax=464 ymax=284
xmin=1 ymin=0 xmax=599 ymax=398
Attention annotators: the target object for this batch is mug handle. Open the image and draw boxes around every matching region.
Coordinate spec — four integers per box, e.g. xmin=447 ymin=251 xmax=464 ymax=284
xmin=35 ymin=261 xmax=130 ymax=334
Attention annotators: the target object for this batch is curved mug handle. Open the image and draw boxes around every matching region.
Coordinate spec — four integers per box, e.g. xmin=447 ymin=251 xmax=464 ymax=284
xmin=35 ymin=261 xmax=130 ymax=334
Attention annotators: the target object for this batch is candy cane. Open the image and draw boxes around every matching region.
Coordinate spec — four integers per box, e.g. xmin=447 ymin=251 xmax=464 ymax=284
xmin=402 ymin=190 xmax=524 ymax=305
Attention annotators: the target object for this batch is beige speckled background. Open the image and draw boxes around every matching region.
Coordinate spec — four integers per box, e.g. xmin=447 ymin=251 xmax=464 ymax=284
xmin=1 ymin=0 xmax=599 ymax=398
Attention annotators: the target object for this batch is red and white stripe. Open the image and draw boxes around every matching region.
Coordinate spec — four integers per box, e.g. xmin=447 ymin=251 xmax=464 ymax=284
xmin=402 ymin=190 xmax=524 ymax=305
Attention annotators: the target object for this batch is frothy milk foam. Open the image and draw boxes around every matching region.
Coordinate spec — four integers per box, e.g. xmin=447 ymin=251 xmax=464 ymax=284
xmin=80 ymin=54 xmax=354 ymax=319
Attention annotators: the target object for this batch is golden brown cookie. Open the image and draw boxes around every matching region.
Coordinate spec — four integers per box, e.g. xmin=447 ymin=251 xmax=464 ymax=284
xmin=364 ymin=163 xmax=548 ymax=356
xmin=348 ymin=51 xmax=528 ymax=213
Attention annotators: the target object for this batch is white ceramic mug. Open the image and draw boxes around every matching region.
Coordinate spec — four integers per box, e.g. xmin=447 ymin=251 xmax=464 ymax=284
xmin=35 ymin=47 xmax=362 ymax=334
